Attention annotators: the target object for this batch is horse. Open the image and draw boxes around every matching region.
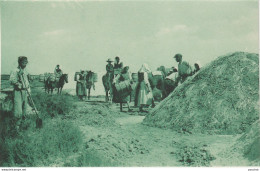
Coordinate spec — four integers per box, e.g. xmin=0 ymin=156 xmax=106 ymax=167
xmin=45 ymin=74 xmax=68 ymax=94
xmin=44 ymin=74 xmax=55 ymax=94
xmin=102 ymin=73 xmax=113 ymax=102
xmin=57 ymin=74 xmax=68 ymax=94
xmin=85 ymin=71 xmax=95 ymax=100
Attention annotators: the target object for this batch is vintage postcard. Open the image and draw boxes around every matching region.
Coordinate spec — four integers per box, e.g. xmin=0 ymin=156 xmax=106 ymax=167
xmin=0 ymin=0 xmax=259 ymax=169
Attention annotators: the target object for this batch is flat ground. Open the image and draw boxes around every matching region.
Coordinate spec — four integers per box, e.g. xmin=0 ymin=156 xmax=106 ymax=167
xmin=67 ymin=96 xmax=250 ymax=166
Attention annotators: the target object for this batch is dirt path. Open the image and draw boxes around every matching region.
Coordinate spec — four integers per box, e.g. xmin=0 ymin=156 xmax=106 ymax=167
xmin=71 ymin=98 xmax=247 ymax=166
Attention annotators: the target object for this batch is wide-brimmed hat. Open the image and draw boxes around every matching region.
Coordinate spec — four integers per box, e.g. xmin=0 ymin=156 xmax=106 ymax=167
xmin=107 ymin=58 xmax=113 ymax=62
xmin=173 ymin=53 xmax=182 ymax=58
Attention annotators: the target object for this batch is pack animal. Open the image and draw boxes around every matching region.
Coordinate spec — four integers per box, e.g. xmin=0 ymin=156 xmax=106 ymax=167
xmin=85 ymin=71 xmax=95 ymax=100
xmin=102 ymin=73 xmax=113 ymax=102
xmin=45 ymin=74 xmax=68 ymax=94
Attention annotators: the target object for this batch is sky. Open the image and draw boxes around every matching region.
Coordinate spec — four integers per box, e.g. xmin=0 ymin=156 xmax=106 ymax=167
xmin=0 ymin=0 xmax=259 ymax=76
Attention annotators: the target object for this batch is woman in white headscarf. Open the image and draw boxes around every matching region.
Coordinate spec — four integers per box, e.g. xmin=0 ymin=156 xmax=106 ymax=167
xmin=76 ymin=70 xmax=87 ymax=100
xmin=135 ymin=63 xmax=153 ymax=112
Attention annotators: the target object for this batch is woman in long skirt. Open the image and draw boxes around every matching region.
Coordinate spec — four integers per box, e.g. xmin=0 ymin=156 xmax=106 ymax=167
xmin=113 ymin=66 xmax=133 ymax=112
xmin=136 ymin=64 xmax=153 ymax=112
xmin=76 ymin=70 xmax=87 ymax=100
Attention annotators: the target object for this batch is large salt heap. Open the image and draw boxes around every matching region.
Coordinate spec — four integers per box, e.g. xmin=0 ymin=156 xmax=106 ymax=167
xmin=143 ymin=52 xmax=259 ymax=134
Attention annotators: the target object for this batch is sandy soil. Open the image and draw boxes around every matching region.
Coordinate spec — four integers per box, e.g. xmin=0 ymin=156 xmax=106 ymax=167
xmin=68 ymin=97 xmax=251 ymax=166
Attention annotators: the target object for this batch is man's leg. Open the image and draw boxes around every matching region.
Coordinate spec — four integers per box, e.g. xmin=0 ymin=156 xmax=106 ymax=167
xmin=13 ymin=91 xmax=23 ymax=130
xmin=14 ymin=91 xmax=23 ymax=118
xmin=120 ymin=103 xmax=123 ymax=112
xmin=22 ymin=90 xmax=27 ymax=116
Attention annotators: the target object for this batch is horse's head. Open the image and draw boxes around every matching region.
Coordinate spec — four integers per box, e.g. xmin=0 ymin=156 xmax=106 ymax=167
xmin=63 ymin=74 xmax=68 ymax=83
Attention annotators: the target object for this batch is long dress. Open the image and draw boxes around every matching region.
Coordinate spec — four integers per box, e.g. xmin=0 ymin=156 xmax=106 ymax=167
xmin=113 ymin=72 xmax=132 ymax=103
xmin=136 ymin=72 xmax=153 ymax=106
xmin=76 ymin=73 xmax=87 ymax=96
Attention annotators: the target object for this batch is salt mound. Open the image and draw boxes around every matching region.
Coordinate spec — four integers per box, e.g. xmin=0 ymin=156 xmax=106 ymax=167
xmin=143 ymin=52 xmax=259 ymax=134
xmin=217 ymin=120 xmax=260 ymax=166
xmin=235 ymin=120 xmax=260 ymax=163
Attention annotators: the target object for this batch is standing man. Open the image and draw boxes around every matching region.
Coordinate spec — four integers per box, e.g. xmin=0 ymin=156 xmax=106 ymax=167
xmin=106 ymin=58 xmax=114 ymax=100
xmin=173 ymin=53 xmax=192 ymax=84
xmin=9 ymin=56 xmax=31 ymax=130
xmin=113 ymin=56 xmax=123 ymax=76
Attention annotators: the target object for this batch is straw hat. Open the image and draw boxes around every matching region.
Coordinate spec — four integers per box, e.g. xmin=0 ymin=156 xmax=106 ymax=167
xmin=107 ymin=58 xmax=113 ymax=62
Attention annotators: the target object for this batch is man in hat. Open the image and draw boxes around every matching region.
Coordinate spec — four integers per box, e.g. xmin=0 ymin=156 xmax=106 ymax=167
xmin=9 ymin=56 xmax=31 ymax=130
xmin=54 ymin=64 xmax=63 ymax=81
xmin=106 ymin=58 xmax=114 ymax=98
xmin=114 ymin=56 xmax=123 ymax=76
xmin=173 ymin=53 xmax=192 ymax=84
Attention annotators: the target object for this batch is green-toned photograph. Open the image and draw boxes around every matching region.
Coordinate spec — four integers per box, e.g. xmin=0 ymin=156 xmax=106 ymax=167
xmin=0 ymin=0 xmax=259 ymax=167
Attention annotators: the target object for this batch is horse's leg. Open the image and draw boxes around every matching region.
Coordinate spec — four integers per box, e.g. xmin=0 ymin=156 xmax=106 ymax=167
xmin=88 ymin=88 xmax=90 ymax=100
xmin=105 ymin=91 xmax=108 ymax=102
xmin=152 ymin=98 xmax=156 ymax=108
xmin=127 ymin=100 xmax=132 ymax=112
xmin=160 ymin=79 xmax=167 ymax=99
xmin=110 ymin=94 xmax=113 ymax=104
xmin=109 ymin=81 xmax=113 ymax=104
xmin=120 ymin=103 xmax=123 ymax=112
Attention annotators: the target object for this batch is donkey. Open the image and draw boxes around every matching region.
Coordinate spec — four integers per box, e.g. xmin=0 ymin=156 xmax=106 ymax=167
xmin=45 ymin=74 xmax=68 ymax=94
xmin=102 ymin=73 xmax=113 ymax=103
xmin=85 ymin=71 xmax=95 ymax=100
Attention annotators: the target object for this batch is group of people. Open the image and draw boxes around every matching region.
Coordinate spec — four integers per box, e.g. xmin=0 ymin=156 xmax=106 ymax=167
xmin=75 ymin=70 xmax=96 ymax=100
xmin=105 ymin=54 xmax=200 ymax=112
xmin=8 ymin=53 xmax=200 ymax=129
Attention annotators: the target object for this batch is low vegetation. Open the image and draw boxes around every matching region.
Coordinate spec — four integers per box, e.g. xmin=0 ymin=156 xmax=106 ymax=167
xmin=0 ymin=90 xmax=83 ymax=166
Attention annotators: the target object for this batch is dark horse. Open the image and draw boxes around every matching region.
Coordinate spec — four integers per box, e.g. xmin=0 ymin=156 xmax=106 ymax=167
xmin=45 ymin=74 xmax=68 ymax=94
xmin=85 ymin=71 xmax=95 ymax=100
xmin=102 ymin=73 xmax=113 ymax=102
